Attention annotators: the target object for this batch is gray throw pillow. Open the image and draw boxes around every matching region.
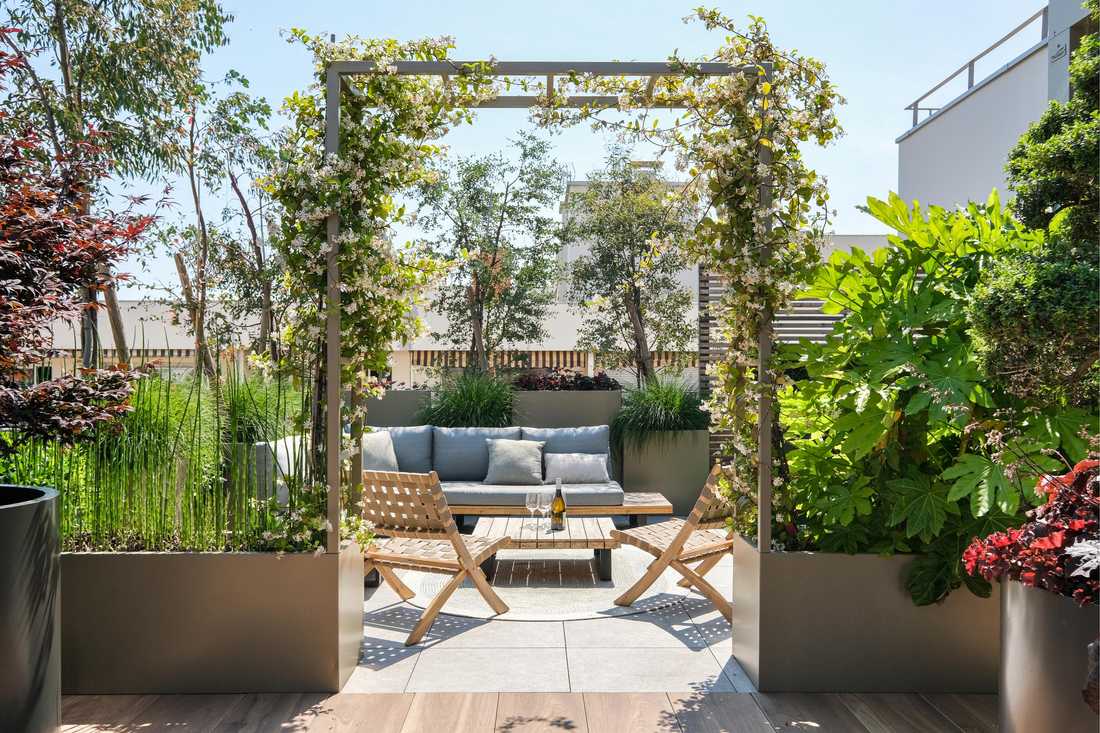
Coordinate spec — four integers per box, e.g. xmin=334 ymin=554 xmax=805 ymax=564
xmin=362 ymin=430 xmax=399 ymax=472
xmin=484 ymin=438 xmax=544 ymax=485
xmin=544 ymin=452 xmax=610 ymax=484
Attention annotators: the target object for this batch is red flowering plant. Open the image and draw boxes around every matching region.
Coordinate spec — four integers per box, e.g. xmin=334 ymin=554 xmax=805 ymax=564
xmin=0 ymin=38 xmax=150 ymax=450
xmin=964 ymin=458 xmax=1100 ymax=606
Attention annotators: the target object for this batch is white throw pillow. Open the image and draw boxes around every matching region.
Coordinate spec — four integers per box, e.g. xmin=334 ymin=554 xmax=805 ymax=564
xmin=544 ymin=452 xmax=610 ymax=484
xmin=361 ymin=430 xmax=399 ymax=472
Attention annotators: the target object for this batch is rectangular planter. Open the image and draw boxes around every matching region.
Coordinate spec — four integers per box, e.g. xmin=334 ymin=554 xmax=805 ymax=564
xmin=61 ymin=543 xmax=364 ymax=694
xmin=512 ymin=390 xmax=622 ymax=429
xmin=622 ymin=430 xmax=710 ymax=516
xmin=365 ymin=390 xmax=430 ymax=427
xmin=731 ymin=535 xmax=1000 ymax=692
xmin=1000 ymin=581 xmax=1098 ymax=733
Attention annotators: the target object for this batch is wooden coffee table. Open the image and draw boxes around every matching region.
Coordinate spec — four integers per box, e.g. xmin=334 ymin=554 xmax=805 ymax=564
xmin=471 ymin=516 xmax=619 ymax=581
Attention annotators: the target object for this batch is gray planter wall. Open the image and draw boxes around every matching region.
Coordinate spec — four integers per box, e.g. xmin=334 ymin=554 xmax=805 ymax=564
xmin=0 ymin=486 xmax=59 ymax=733
xmin=365 ymin=390 xmax=430 ymax=427
xmin=622 ymin=430 xmax=710 ymax=515
xmin=1000 ymin=581 xmax=1098 ymax=733
xmin=61 ymin=543 xmax=364 ymax=694
xmin=731 ymin=535 xmax=1000 ymax=692
xmin=365 ymin=390 xmax=623 ymax=430
xmin=512 ymin=391 xmax=622 ymax=429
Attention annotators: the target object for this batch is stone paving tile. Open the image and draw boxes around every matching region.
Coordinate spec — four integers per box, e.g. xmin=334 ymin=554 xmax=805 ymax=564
xmin=406 ymin=648 xmax=570 ymax=692
xmin=564 ymin=609 xmax=707 ymax=649
xmin=343 ymin=638 xmax=421 ymax=693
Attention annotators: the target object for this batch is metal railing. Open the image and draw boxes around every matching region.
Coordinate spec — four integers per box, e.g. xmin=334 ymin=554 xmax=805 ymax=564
xmin=905 ymin=6 xmax=1049 ymax=127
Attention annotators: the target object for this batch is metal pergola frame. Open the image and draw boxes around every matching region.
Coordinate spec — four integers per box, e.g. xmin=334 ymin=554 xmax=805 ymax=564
xmin=321 ymin=59 xmax=775 ymax=554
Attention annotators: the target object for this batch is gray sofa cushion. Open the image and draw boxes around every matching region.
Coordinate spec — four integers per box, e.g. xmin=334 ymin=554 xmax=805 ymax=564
xmin=441 ymin=480 xmax=625 ymax=507
xmin=433 ymin=427 xmax=521 ymax=481
xmin=361 ymin=430 xmax=399 ymax=471
xmin=484 ymin=439 xmax=544 ymax=485
xmin=371 ymin=425 xmax=432 ymax=473
xmin=521 ymin=425 xmax=611 ymax=476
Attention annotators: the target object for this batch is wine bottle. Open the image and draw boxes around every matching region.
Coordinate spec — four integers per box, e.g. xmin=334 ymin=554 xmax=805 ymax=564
xmin=550 ymin=478 xmax=566 ymax=531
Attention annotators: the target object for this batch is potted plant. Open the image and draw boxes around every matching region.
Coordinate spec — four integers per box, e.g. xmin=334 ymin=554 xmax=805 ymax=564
xmin=613 ymin=379 xmax=710 ymax=515
xmin=965 ymin=459 xmax=1099 ymax=733
xmin=0 ymin=79 xmax=145 ymax=729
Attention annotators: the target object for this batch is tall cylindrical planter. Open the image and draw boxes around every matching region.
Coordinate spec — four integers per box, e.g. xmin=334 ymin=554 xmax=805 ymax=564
xmin=0 ymin=485 xmax=60 ymax=733
xmin=1000 ymin=581 xmax=1098 ymax=733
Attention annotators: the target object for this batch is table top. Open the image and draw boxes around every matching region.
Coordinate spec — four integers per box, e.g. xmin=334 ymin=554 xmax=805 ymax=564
xmin=471 ymin=515 xmax=619 ymax=550
xmin=450 ymin=491 xmax=672 ymax=517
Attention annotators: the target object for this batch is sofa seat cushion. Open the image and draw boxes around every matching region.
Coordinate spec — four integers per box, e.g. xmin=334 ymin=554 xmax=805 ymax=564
xmin=370 ymin=425 xmax=432 ymax=473
xmin=441 ymin=481 xmax=625 ymax=507
xmin=433 ymin=427 xmax=521 ymax=481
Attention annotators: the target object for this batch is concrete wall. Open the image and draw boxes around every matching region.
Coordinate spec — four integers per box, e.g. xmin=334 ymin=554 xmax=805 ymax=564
xmin=897 ymin=43 xmax=1049 ymax=209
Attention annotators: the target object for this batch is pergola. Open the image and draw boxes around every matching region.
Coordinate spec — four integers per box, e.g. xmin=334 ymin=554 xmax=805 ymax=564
xmin=320 ymin=59 xmax=776 ymax=554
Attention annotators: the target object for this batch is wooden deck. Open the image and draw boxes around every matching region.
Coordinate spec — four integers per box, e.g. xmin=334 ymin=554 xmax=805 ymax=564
xmin=62 ymin=691 xmax=998 ymax=731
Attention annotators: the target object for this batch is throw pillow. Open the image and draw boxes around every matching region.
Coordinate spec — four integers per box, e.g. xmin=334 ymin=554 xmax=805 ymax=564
xmin=484 ymin=438 xmax=545 ymax=485
xmin=361 ymin=430 xmax=399 ymax=472
xmin=544 ymin=452 xmax=610 ymax=484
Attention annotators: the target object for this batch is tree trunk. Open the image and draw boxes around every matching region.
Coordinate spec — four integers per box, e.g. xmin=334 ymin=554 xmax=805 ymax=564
xmin=80 ymin=287 xmax=99 ymax=369
xmin=469 ymin=274 xmax=487 ymax=373
xmin=185 ymin=110 xmax=215 ymax=381
xmin=625 ymin=285 xmax=655 ymax=384
xmin=174 ymin=253 xmax=217 ymax=378
xmin=102 ymin=279 xmax=130 ymax=366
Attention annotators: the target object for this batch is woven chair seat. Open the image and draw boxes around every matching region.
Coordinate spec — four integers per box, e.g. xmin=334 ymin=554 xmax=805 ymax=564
xmin=368 ymin=535 xmax=506 ymax=572
xmin=613 ymin=519 xmax=732 ymax=562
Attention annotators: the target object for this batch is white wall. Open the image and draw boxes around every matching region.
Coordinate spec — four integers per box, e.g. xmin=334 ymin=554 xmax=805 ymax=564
xmin=896 ymin=44 xmax=1049 ymax=209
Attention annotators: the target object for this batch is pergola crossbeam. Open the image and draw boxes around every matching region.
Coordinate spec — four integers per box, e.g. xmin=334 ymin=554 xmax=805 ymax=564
xmin=327 ymin=60 xmax=750 ymax=77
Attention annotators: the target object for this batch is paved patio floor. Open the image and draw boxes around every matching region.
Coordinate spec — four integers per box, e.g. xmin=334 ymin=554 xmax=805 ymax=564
xmin=350 ymin=552 xmax=748 ymax=694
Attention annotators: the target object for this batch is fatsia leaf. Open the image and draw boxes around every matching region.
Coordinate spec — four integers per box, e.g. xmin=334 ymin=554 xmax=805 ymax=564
xmin=887 ymin=475 xmax=956 ymax=543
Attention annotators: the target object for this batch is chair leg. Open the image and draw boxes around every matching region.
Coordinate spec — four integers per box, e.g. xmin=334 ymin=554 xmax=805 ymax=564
xmin=677 ymin=553 xmax=723 ymax=588
xmin=614 ymin=552 xmax=671 ymax=608
xmin=467 ymin=560 xmax=508 ymax=615
xmin=671 ymin=560 xmax=732 ymax=621
xmin=377 ymin=565 xmax=416 ymax=601
xmin=406 ymin=569 xmax=467 ymax=646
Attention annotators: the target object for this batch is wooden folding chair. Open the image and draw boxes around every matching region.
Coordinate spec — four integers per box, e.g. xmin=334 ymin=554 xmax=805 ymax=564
xmin=361 ymin=470 xmax=509 ymax=645
xmin=611 ymin=464 xmax=734 ymax=620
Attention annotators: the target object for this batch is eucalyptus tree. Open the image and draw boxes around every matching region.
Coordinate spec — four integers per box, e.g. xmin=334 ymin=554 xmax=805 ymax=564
xmin=0 ymin=0 xmax=231 ymax=367
xmin=564 ymin=150 xmax=696 ymax=385
xmin=415 ymin=132 xmax=569 ymax=373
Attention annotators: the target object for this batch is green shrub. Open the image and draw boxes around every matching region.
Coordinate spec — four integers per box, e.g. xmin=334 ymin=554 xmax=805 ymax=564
xmin=223 ymin=371 xmax=303 ymax=444
xmin=611 ymin=379 xmax=709 ymax=450
xmin=417 ymin=371 xmax=514 ymax=427
xmin=773 ymin=194 xmax=1096 ymax=606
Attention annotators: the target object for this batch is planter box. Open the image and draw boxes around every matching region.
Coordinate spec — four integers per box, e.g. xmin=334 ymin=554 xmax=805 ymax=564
xmin=1000 ymin=581 xmax=1098 ymax=733
xmin=365 ymin=390 xmax=430 ymax=427
xmin=512 ymin=390 xmax=622 ymax=429
xmin=622 ymin=430 xmax=710 ymax=515
xmin=0 ymin=486 xmax=60 ymax=733
xmin=731 ymin=535 xmax=1000 ymax=692
xmin=61 ymin=543 xmax=364 ymax=694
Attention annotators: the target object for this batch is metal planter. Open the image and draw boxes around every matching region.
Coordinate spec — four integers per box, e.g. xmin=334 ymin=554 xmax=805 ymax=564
xmin=0 ymin=485 xmax=60 ymax=733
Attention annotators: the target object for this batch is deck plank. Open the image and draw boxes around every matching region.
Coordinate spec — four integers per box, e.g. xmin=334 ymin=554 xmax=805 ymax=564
xmin=495 ymin=692 xmax=588 ymax=732
xmin=212 ymin=692 xmax=328 ymax=732
xmin=61 ymin=694 xmax=158 ymax=732
xmin=583 ymin=692 xmax=681 ymax=733
xmin=128 ymin=693 xmax=243 ymax=730
xmin=305 ymin=692 xmax=413 ymax=732
xmin=400 ymin=692 xmax=497 ymax=732
xmin=920 ymin=694 xmax=998 ymax=733
xmin=669 ymin=692 xmax=771 ymax=732
xmin=838 ymin=693 xmax=962 ymax=733
xmin=752 ymin=693 xmax=871 ymax=732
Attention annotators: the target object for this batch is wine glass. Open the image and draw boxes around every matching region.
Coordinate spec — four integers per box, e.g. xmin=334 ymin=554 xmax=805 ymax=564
xmin=537 ymin=491 xmax=552 ymax=535
xmin=525 ymin=491 xmax=539 ymax=532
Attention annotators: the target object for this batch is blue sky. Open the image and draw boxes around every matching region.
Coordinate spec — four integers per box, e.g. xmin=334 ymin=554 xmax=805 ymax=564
xmin=121 ymin=0 xmax=1045 ymax=294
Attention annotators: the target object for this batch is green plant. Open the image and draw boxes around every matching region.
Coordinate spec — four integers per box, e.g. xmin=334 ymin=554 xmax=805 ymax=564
xmin=417 ymin=371 xmax=514 ymax=427
xmin=611 ymin=379 xmax=709 ymax=450
xmin=223 ymin=371 xmax=303 ymax=444
xmin=773 ymin=193 xmax=1096 ymax=605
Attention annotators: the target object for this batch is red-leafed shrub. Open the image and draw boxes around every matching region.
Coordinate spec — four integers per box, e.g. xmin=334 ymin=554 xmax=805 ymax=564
xmin=513 ymin=368 xmax=621 ymax=391
xmin=0 ymin=39 xmax=149 ymax=448
xmin=964 ymin=459 xmax=1099 ymax=606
